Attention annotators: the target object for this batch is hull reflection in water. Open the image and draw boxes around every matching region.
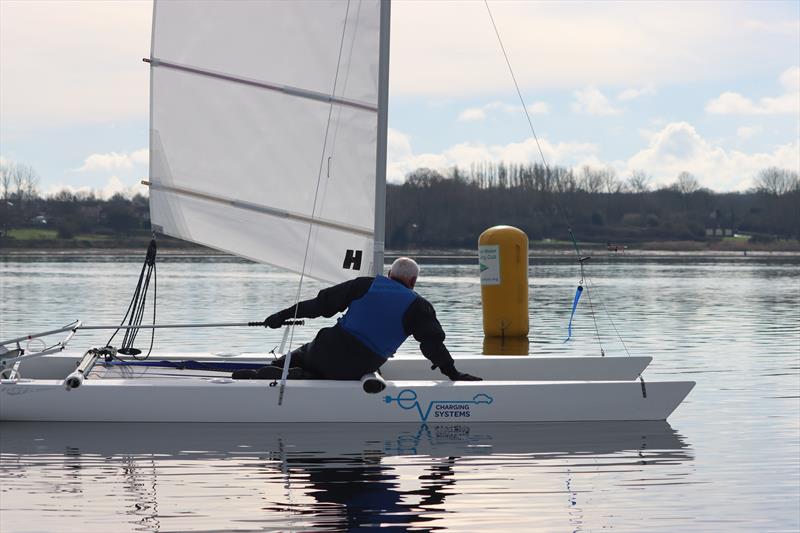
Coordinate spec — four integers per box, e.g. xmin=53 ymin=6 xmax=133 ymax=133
xmin=1 ymin=422 xmax=693 ymax=531
xmin=2 ymin=420 xmax=689 ymax=456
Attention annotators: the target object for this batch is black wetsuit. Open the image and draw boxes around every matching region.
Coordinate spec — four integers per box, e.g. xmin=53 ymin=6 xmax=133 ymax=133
xmin=270 ymin=277 xmax=456 ymax=379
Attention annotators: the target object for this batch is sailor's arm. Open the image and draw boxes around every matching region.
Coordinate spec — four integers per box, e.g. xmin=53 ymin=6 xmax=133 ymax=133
xmin=405 ymin=298 xmax=482 ymax=381
xmin=264 ymin=277 xmax=373 ymax=327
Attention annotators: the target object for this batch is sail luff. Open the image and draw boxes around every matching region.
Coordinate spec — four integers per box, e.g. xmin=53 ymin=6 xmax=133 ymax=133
xmin=372 ymin=0 xmax=391 ymax=276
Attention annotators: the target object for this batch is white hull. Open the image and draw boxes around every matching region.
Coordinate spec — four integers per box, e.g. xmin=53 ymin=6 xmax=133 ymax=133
xmin=0 ymin=378 xmax=694 ymax=423
xmin=16 ymin=352 xmax=652 ymax=382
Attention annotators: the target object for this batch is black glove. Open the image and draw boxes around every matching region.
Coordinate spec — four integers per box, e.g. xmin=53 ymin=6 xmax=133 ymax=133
xmin=439 ymin=363 xmax=482 ymax=382
xmin=264 ymin=311 xmax=288 ymax=329
xmin=450 ymin=371 xmax=482 ymax=381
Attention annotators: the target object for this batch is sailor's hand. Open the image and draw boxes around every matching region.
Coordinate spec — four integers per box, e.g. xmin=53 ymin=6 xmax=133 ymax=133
xmin=450 ymin=371 xmax=482 ymax=382
xmin=264 ymin=312 xmax=286 ymax=328
xmin=441 ymin=364 xmax=482 ymax=381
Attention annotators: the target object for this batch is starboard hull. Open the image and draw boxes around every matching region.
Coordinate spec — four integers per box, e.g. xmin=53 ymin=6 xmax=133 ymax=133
xmin=0 ymin=378 xmax=694 ymax=423
xmin=16 ymin=353 xmax=653 ymax=382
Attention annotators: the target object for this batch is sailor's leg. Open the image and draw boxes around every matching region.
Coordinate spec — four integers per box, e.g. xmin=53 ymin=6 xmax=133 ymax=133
xmin=233 ymin=344 xmax=313 ymax=380
xmin=270 ymin=342 xmax=311 ymax=369
xmin=305 ymin=337 xmax=385 ymax=380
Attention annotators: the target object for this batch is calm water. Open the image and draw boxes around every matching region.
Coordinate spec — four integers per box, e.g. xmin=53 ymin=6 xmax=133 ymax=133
xmin=1 ymin=253 xmax=799 ymax=532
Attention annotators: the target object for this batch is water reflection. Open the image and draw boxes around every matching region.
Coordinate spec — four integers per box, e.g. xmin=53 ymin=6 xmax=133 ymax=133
xmin=1 ymin=421 xmax=691 ymax=531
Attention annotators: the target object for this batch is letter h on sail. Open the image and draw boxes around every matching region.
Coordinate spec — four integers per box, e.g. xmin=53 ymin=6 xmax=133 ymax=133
xmin=343 ymin=249 xmax=363 ymax=270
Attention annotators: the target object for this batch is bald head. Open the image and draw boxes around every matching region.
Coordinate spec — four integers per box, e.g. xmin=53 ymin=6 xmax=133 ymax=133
xmin=388 ymin=257 xmax=419 ymax=289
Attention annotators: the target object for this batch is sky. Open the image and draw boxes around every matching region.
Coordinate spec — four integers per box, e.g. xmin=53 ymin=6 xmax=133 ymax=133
xmin=1 ymin=0 xmax=798 ymax=198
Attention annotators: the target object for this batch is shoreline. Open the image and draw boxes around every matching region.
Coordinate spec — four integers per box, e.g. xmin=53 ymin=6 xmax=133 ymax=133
xmin=4 ymin=233 xmax=800 ymax=257
xmin=2 ymin=245 xmax=799 ymax=260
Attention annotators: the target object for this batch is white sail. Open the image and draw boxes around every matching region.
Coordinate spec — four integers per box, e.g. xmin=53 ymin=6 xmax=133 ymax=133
xmin=147 ymin=0 xmax=384 ymax=283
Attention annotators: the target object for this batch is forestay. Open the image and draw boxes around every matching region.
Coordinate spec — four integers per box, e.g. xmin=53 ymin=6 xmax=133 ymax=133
xmin=148 ymin=0 xmax=382 ymax=282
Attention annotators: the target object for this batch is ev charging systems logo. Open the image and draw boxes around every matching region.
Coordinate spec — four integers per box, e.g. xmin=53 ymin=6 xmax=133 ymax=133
xmin=383 ymin=389 xmax=494 ymax=422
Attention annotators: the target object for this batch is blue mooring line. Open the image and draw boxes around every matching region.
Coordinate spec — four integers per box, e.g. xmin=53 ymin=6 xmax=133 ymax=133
xmin=563 ymin=285 xmax=584 ymax=343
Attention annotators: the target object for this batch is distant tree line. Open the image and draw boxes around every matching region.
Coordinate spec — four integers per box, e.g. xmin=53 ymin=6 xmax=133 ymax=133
xmin=385 ymin=164 xmax=799 ymax=247
xmin=1 ymin=160 xmax=798 ymax=248
xmin=1 ymin=161 xmax=149 ymax=240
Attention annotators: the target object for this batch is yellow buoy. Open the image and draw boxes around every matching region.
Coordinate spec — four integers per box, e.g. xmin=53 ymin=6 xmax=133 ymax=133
xmin=479 ymin=225 xmax=529 ymax=337
xmin=482 ymin=335 xmax=529 ymax=356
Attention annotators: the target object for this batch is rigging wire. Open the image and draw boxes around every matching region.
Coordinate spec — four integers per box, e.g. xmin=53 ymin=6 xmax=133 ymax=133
xmin=582 ymin=270 xmax=605 ymax=356
xmin=570 ymin=230 xmax=605 ymax=356
xmin=585 ymin=275 xmax=633 ymax=357
xmin=106 ymin=237 xmax=157 ymax=360
xmin=279 ymin=0 xmax=353 ymax=404
xmin=484 ymin=0 xmax=624 ymax=355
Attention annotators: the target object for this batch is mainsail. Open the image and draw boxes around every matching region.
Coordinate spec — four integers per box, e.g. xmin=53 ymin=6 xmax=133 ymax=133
xmin=147 ymin=0 xmax=387 ymax=283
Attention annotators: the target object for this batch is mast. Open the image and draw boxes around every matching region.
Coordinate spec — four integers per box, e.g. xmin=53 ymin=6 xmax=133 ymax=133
xmin=372 ymin=0 xmax=391 ymax=276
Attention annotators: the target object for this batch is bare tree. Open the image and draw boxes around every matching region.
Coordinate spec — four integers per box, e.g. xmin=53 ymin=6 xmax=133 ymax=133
xmin=753 ymin=167 xmax=800 ymax=195
xmin=11 ymin=163 xmax=24 ymax=200
xmin=23 ymin=169 xmax=40 ymax=200
xmin=18 ymin=164 xmax=39 ymax=199
xmin=601 ymin=168 xmax=623 ymax=193
xmin=553 ymin=168 xmax=577 ymax=193
xmin=579 ymin=166 xmax=604 ymax=193
xmin=6 ymin=163 xmax=40 ymax=209
xmin=674 ymin=171 xmax=700 ymax=194
xmin=0 ymin=162 xmax=11 ymax=200
xmin=627 ymin=170 xmax=651 ymax=193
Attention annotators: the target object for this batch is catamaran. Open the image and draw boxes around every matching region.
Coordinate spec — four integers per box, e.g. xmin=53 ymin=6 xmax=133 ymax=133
xmin=0 ymin=0 xmax=694 ymax=423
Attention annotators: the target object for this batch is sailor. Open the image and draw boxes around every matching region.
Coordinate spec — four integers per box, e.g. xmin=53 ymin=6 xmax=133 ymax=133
xmin=234 ymin=257 xmax=481 ymax=382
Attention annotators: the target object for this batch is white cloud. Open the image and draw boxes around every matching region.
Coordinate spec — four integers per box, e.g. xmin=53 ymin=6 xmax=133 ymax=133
xmin=46 ymin=176 xmax=148 ymax=200
xmin=705 ymin=92 xmax=798 ymax=115
xmin=389 ymin=123 xmax=799 ymax=191
xmin=458 ymin=108 xmax=487 ymax=121
xmin=2 ymin=0 xmax=798 ymax=135
xmin=572 ymin=86 xmax=621 ymax=115
xmin=625 ymin=122 xmax=799 ymax=190
xmin=390 ymin=2 xmax=799 ymax=94
xmin=705 ymin=67 xmax=800 ymax=115
xmin=617 ymin=85 xmax=656 ymax=101
xmin=387 ymin=127 xmax=598 ymax=183
xmin=526 ymin=102 xmax=550 ymax=114
xmin=75 ymin=149 xmax=148 ymax=172
xmin=780 ymin=66 xmax=800 ymax=91
xmin=458 ymin=100 xmax=548 ymax=122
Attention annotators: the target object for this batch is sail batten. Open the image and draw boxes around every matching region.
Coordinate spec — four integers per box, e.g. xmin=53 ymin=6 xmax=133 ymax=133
xmin=146 ymin=58 xmax=379 ymax=113
xmin=146 ymin=180 xmax=374 ymax=238
xmin=148 ymin=0 xmax=382 ymax=283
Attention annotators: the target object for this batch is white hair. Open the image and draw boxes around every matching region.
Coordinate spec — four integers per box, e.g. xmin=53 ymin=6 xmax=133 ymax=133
xmin=389 ymin=257 xmax=419 ymax=282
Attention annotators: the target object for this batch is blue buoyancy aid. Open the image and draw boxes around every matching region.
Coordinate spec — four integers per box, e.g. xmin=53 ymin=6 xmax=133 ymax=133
xmin=338 ymin=276 xmax=418 ymax=358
